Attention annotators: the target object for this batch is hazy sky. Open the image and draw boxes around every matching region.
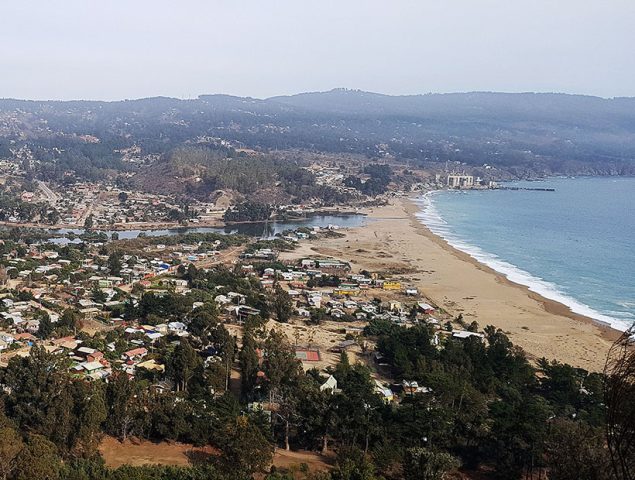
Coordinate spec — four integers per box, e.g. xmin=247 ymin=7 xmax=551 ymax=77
xmin=1 ymin=0 xmax=634 ymax=100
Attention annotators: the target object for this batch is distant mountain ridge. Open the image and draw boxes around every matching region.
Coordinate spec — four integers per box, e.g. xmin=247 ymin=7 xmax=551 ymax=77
xmin=1 ymin=89 xmax=634 ymax=178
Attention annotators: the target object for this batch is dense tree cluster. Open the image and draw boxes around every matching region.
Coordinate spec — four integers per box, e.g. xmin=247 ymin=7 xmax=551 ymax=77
xmin=224 ymin=202 xmax=273 ymax=223
xmin=236 ymin=318 xmax=615 ymax=479
xmin=343 ymin=164 xmax=392 ymax=196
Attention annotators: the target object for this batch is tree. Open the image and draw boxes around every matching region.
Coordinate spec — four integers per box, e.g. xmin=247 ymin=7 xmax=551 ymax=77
xmin=15 ymin=434 xmax=60 ymax=480
xmin=47 ymin=209 xmax=60 ymax=225
xmin=239 ymin=329 xmax=260 ymax=400
xmin=604 ymin=327 xmax=635 ymax=480
xmin=168 ymin=339 xmax=202 ymax=392
xmin=59 ymin=308 xmax=81 ymax=332
xmin=0 ymin=346 xmax=69 ymax=436
xmin=118 ymin=191 xmax=128 ymax=203
xmin=37 ymin=313 xmax=54 ymax=339
xmin=403 ymin=447 xmax=460 ymax=480
xmin=108 ymin=251 xmax=123 ymax=276
xmin=296 ymin=375 xmax=334 ymax=454
xmin=261 ymin=330 xmax=302 ymax=450
xmin=309 ymin=307 xmax=327 ymax=326
xmin=263 ymin=330 xmax=301 ymax=397
xmin=105 ymin=372 xmax=140 ymax=442
xmin=217 ymin=416 xmax=273 ymax=477
xmin=72 ymin=381 xmax=107 ymax=455
xmin=331 ymin=446 xmax=380 ymax=480
xmin=188 ymin=306 xmax=218 ymax=338
xmin=91 ymin=286 xmax=107 ymax=304
xmin=0 ymin=426 xmax=24 ymax=480
xmin=83 ymin=214 xmax=94 ymax=230
xmin=544 ymin=419 xmax=611 ymax=480
xmin=272 ymin=285 xmax=293 ymax=323
xmin=223 ymin=202 xmax=272 ymax=222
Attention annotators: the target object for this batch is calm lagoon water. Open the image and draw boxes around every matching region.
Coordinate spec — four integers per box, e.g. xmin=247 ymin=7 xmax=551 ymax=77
xmin=47 ymin=214 xmax=367 ymax=244
xmin=416 ymin=177 xmax=635 ymax=331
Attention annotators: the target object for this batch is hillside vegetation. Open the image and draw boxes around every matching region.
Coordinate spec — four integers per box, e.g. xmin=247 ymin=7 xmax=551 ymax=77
xmin=1 ymin=90 xmax=635 ymax=184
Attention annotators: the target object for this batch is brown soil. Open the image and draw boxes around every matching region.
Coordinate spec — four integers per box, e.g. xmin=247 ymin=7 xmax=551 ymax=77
xmin=98 ymin=436 xmax=215 ymax=468
xmin=99 ymin=436 xmax=333 ymax=472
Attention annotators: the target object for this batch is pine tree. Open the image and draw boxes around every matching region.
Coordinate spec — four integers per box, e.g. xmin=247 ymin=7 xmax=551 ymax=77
xmin=273 ymin=285 xmax=293 ymax=323
xmin=239 ymin=330 xmax=260 ymax=400
xmin=168 ymin=339 xmax=201 ymax=392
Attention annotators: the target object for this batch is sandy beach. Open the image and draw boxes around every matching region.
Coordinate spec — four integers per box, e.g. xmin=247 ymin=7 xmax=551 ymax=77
xmin=287 ymin=197 xmax=620 ymax=372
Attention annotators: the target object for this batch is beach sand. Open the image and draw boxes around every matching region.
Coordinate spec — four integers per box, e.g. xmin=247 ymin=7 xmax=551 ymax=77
xmin=286 ymin=197 xmax=620 ymax=372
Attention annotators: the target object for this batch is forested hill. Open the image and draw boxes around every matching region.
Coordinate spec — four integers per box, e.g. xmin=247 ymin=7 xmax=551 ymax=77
xmin=2 ymin=90 xmax=635 ymax=177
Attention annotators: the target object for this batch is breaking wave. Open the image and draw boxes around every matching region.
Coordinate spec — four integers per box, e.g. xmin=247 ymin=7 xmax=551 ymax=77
xmin=414 ymin=191 xmax=630 ymax=331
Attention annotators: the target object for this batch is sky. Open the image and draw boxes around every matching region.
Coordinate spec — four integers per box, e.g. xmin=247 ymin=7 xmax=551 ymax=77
xmin=1 ymin=0 xmax=634 ymax=100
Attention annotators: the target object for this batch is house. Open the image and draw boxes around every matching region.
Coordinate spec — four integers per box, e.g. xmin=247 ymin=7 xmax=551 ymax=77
xmin=76 ymin=346 xmax=98 ymax=360
xmin=137 ymin=359 xmax=166 ymax=373
xmin=260 ymin=278 xmax=275 ymax=289
xmin=227 ymin=292 xmax=246 ymax=304
xmin=389 ymin=301 xmax=403 ymax=313
xmin=320 ymin=375 xmax=338 ymax=393
xmin=123 ymin=347 xmax=148 ymax=362
xmin=452 ymin=330 xmax=485 ymax=341
xmin=80 ymin=307 xmax=101 ymax=319
xmin=235 ymin=306 xmax=261 ymax=323
xmin=330 ymin=308 xmax=345 ymax=319
xmin=418 ymin=302 xmax=436 ymax=314
xmin=25 ymin=320 xmax=40 ymax=333
xmin=402 ymin=380 xmax=432 ymax=395
xmin=168 ymin=322 xmax=187 ymax=334
xmin=88 ymin=351 xmax=104 ymax=362
xmin=146 ymin=331 xmax=163 ymax=342
xmin=374 ymin=380 xmax=394 ymax=403
xmin=383 ymin=281 xmax=401 ymax=291
xmin=215 ymin=294 xmax=230 ymax=305
xmin=79 ymin=361 xmax=105 ymax=374
xmin=334 ymin=284 xmax=359 ymax=296
xmin=169 ymin=279 xmax=189 ymax=293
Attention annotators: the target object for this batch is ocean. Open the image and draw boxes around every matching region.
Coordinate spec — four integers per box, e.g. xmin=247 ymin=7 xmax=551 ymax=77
xmin=416 ymin=176 xmax=635 ymax=331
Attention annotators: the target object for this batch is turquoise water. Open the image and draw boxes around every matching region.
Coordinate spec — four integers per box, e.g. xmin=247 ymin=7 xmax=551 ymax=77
xmin=416 ymin=177 xmax=635 ymax=331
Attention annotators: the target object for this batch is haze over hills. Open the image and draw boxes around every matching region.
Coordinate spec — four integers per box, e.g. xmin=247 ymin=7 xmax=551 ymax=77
xmin=1 ymin=89 xmax=635 ymax=180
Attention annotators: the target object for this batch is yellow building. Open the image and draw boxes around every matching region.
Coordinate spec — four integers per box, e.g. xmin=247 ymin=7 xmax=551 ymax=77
xmin=383 ymin=281 xmax=401 ymax=290
xmin=334 ymin=289 xmax=357 ymax=296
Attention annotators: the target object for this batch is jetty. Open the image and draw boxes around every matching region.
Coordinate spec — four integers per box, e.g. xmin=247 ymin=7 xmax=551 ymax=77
xmin=496 ymin=186 xmax=555 ymax=192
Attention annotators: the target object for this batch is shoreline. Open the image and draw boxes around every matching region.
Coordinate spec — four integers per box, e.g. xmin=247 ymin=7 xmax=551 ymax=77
xmin=415 ymin=188 xmax=627 ymax=331
xmin=300 ymin=197 xmax=620 ymax=371
xmin=400 ymin=197 xmax=622 ymax=346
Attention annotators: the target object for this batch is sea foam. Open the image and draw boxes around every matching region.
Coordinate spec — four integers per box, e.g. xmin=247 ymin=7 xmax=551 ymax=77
xmin=414 ymin=191 xmax=628 ymax=331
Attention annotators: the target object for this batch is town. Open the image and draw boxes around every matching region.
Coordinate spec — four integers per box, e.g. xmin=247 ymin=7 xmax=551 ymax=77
xmin=0 ymin=83 xmax=628 ymax=479
xmin=0 ymin=220 xmax=482 ymax=390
